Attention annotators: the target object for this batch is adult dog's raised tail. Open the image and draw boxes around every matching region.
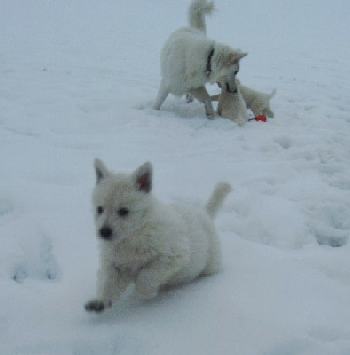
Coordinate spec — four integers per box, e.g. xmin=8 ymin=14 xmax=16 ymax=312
xmin=270 ymin=89 xmax=277 ymax=98
xmin=206 ymin=182 xmax=231 ymax=219
xmin=188 ymin=0 xmax=215 ymax=34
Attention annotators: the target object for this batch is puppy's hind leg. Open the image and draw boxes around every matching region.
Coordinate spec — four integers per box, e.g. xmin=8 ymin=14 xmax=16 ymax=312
xmin=153 ymin=81 xmax=169 ymax=110
xmin=190 ymin=86 xmax=215 ymax=119
xmin=135 ymin=256 xmax=184 ymax=300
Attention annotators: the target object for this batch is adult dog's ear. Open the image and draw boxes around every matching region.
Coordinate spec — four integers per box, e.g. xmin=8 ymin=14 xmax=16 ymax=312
xmin=134 ymin=162 xmax=152 ymax=193
xmin=94 ymin=158 xmax=109 ymax=184
xmin=228 ymin=51 xmax=248 ymax=64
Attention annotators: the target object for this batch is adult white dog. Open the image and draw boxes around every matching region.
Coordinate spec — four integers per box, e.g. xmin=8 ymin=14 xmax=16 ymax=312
xmin=153 ymin=0 xmax=247 ymax=118
xmin=85 ymin=159 xmax=231 ymax=313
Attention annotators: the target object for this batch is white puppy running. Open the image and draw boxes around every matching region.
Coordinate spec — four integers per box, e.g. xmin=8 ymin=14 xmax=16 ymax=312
xmin=85 ymin=160 xmax=231 ymax=313
xmin=153 ymin=0 xmax=247 ymax=118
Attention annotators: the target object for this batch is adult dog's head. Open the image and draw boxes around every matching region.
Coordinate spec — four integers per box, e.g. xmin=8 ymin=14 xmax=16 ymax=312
xmin=92 ymin=159 xmax=153 ymax=244
xmin=211 ymin=45 xmax=247 ymax=92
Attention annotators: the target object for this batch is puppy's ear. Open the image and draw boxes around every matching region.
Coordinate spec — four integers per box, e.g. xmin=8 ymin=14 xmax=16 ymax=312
xmin=228 ymin=51 xmax=248 ymax=64
xmin=94 ymin=158 xmax=109 ymax=184
xmin=134 ymin=162 xmax=152 ymax=193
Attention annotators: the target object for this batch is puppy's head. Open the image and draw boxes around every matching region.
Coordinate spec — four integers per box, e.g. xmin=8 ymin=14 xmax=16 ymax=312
xmin=92 ymin=159 xmax=153 ymax=243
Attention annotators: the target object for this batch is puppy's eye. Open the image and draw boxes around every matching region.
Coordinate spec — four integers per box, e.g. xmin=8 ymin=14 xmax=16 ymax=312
xmin=118 ymin=207 xmax=129 ymax=217
xmin=97 ymin=206 xmax=104 ymax=214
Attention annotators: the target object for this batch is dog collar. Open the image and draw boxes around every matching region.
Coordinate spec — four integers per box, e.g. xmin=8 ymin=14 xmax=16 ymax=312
xmin=206 ymin=47 xmax=215 ymax=77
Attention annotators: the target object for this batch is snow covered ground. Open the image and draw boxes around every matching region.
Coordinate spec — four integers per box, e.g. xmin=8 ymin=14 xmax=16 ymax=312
xmin=1 ymin=0 xmax=350 ymax=354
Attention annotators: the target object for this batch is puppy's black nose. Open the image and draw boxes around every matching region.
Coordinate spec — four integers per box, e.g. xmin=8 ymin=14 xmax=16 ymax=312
xmin=99 ymin=227 xmax=112 ymax=240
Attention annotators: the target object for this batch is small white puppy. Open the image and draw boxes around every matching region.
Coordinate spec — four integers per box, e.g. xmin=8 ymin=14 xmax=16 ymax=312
xmin=211 ymin=80 xmax=276 ymax=123
xmin=85 ymin=160 xmax=231 ymax=313
xmin=238 ymin=81 xmax=276 ymax=118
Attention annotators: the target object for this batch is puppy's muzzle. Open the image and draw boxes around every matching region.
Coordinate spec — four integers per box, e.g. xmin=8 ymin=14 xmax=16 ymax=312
xmin=99 ymin=226 xmax=113 ymax=240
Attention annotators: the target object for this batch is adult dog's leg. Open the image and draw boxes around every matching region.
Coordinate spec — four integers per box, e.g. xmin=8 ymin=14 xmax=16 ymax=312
xmin=153 ymin=81 xmax=169 ymax=110
xmin=190 ymin=87 xmax=215 ymax=119
xmin=186 ymin=94 xmax=194 ymax=103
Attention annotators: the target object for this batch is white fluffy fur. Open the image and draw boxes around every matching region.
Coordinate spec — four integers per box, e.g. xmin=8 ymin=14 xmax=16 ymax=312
xmin=188 ymin=0 xmax=215 ymax=34
xmin=238 ymin=81 xmax=276 ymax=118
xmin=211 ymin=80 xmax=276 ymax=124
xmin=212 ymin=79 xmax=249 ymax=126
xmin=85 ymin=160 xmax=231 ymax=313
xmin=153 ymin=0 xmax=247 ymax=118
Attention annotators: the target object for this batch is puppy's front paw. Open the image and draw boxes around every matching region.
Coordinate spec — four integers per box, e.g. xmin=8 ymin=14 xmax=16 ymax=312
xmin=84 ymin=299 xmax=106 ymax=313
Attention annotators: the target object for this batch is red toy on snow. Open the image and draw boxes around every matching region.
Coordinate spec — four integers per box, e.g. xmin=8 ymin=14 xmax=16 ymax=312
xmin=255 ymin=115 xmax=267 ymax=122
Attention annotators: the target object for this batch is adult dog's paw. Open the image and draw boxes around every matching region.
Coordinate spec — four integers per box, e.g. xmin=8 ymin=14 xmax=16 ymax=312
xmin=84 ymin=299 xmax=105 ymax=313
xmin=206 ymin=110 xmax=216 ymax=120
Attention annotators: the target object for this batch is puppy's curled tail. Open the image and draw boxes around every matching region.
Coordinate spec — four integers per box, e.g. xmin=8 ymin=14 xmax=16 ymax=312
xmin=206 ymin=182 xmax=231 ymax=219
xmin=188 ymin=0 xmax=215 ymax=34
